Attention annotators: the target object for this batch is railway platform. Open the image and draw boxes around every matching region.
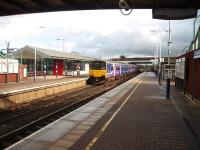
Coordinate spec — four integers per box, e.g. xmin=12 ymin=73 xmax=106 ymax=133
xmin=0 ymin=76 xmax=87 ymax=109
xmin=7 ymin=72 xmax=200 ymax=150
xmin=0 ymin=75 xmax=87 ymax=93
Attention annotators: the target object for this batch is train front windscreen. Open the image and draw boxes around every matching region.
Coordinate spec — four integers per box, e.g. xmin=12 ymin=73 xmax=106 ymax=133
xmin=90 ymin=61 xmax=106 ymax=70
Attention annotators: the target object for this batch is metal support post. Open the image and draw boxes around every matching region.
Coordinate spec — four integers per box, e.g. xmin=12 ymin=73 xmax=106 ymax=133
xmin=166 ymin=20 xmax=171 ymax=99
xmin=158 ymin=37 xmax=162 ymax=84
xmin=166 ymin=78 xmax=170 ymax=99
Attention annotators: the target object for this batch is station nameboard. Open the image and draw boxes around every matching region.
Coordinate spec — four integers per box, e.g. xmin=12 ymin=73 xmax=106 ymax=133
xmin=194 ymin=49 xmax=200 ymax=59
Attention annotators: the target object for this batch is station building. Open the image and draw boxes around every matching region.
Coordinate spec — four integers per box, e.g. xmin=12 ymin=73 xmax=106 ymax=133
xmin=12 ymin=45 xmax=94 ymax=77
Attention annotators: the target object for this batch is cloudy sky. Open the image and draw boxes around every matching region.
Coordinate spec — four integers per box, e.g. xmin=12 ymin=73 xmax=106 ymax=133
xmin=0 ymin=9 xmax=198 ymax=58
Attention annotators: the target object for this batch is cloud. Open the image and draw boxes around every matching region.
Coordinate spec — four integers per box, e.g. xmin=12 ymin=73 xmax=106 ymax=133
xmin=0 ymin=10 xmax=197 ymax=58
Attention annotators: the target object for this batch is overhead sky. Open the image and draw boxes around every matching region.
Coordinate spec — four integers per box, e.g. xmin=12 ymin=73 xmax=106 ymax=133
xmin=0 ymin=9 xmax=198 ymax=58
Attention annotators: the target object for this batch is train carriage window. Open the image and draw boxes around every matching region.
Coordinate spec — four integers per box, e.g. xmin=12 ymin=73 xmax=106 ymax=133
xmin=116 ymin=65 xmax=120 ymax=70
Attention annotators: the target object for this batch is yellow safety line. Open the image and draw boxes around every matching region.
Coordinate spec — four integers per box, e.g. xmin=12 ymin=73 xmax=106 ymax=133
xmin=84 ymin=80 xmax=142 ymax=150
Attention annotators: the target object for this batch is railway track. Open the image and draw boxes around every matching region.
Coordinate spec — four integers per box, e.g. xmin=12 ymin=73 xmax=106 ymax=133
xmin=0 ymin=73 xmax=138 ymax=149
xmin=0 ymin=85 xmax=94 ymax=124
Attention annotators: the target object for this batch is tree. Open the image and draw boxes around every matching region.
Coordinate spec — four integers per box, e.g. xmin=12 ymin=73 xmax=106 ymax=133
xmin=120 ymin=55 xmax=126 ymax=60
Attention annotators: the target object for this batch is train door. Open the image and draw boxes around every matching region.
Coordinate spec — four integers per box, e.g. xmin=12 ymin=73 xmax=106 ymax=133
xmin=107 ymin=63 xmax=114 ymax=78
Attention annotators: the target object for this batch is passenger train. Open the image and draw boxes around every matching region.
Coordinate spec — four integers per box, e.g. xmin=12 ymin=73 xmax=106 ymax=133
xmin=86 ymin=60 xmax=137 ymax=85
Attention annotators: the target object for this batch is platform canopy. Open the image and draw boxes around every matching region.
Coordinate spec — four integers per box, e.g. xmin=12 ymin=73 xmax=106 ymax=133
xmin=0 ymin=0 xmax=199 ymax=20
xmin=12 ymin=45 xmax=94 ymax=61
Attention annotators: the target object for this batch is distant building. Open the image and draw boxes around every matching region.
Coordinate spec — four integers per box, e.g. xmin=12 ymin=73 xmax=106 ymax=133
xmin=12 ymin=45 xmax=94 ymax=76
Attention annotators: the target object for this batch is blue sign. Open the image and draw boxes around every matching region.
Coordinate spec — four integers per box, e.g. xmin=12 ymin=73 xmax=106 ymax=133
xmin=194 ymin=49 xmax=200 ymax=59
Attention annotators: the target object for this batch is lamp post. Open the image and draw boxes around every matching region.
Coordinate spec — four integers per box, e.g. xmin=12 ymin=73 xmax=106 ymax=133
xmin=57 ymin=38 xmax=65 ymax=52
xmin=167 ymin=20 xmax=172 ymax=79
xmin=150 ymin=30 xmax=168 ymax=83
xmin=166 ymin=20 xmax=172 ymax=99
xmin=35 ymin=26 xmax=47 ymax=81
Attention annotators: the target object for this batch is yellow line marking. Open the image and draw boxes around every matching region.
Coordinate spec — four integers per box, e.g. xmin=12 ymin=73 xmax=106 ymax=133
xmin=84 ymin=80 xmax=142 ymax=150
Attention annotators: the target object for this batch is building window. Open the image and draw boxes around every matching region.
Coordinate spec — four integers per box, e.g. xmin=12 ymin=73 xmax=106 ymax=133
xmin=46 ymin=59 xmax=53 ymax=71
xmin=67 ymin=61 xmax=74 ymax=71
xmin=36 ymin=59 xmax=42 ymax=71
xmin=80 ymin=61 xmax=85 ymax=71
xmin=28 ymin=59 xmax=34 ymax=72
xmin=64 ymin=60 xmax=68 ymax=71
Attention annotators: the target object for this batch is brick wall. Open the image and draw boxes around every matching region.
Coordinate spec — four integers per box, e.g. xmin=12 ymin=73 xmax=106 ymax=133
xmin=0 ymin=73 xmax=18 ymax=83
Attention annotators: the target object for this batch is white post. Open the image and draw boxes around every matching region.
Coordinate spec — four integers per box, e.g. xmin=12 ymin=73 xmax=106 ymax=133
xmin=6 ymin=41 xmax=10 ymax=84
xmin=20 ymin=49 xmax=22 ymax=64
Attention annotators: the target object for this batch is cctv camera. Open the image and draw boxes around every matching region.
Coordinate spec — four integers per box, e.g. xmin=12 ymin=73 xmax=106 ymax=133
xmin=119 ymin=0 xmax=130 ymax=11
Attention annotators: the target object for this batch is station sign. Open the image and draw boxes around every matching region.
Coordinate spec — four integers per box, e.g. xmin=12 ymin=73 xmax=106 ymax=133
xmin=0 ymin=59 xmax=19 ymax=74
xmin=194 ymin=49 xmax=200 ymax=59
xmin=175 ymin=57 xmax=185 ymax=79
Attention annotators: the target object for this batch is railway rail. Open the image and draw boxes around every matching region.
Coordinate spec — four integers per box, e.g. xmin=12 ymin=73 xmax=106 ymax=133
xmin=0 ymin=73 xmax=139 ymax=149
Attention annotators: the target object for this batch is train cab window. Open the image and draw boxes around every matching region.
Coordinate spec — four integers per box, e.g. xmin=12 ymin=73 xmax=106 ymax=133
xmin=90 ymin=61 xmax=106 ymax=70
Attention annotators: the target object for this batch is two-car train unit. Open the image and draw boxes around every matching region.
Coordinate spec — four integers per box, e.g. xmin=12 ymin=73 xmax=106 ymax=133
xmin=87 ymin=60 xmax=138 ymax=85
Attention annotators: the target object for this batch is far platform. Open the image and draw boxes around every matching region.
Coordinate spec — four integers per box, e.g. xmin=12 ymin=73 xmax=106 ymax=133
xmin=0 ymin=75 xmax=87 ymax=109
xmin=0 ymin=75 xmax=87 ymax=94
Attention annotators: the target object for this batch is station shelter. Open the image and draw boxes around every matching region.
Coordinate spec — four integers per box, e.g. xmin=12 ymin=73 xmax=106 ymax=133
xmin=175 ymin=26 xmax=200 ymax=102
xmin=12 ymin=45 xmax=93 ymax=77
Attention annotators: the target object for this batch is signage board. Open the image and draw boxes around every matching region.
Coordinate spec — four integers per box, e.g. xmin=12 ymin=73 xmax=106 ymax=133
xmin=175 ymin=57 xmax=185 ymax=79
xmin=0 ymin=59 xmax=19 ymax=74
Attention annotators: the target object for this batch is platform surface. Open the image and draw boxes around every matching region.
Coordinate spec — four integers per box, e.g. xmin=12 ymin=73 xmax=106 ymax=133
xmin=7 ymin=72 xmax=200 ymax=150
xmin=71 ymin=73 xmax=199 ymax=150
